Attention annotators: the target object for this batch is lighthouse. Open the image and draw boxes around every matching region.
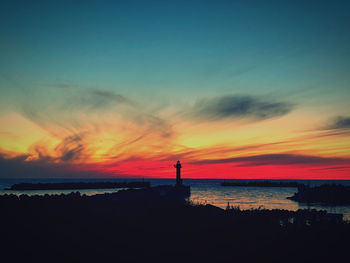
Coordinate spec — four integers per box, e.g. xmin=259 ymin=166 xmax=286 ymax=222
xmin=174 ymin=160 xmax=182 ymax=186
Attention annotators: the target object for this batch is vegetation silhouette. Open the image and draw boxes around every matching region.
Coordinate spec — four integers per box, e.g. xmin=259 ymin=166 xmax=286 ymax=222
xmin=0 ymin=192 xmax=348 ymax=263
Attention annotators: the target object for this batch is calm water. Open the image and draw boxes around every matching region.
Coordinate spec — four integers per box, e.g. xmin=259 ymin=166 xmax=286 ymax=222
xmin=1 ymin=178 xmax=350 ymax=220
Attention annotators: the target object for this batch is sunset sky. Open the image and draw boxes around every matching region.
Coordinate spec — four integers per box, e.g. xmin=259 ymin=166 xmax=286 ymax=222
xmin=1 ymin=0 xmax=350 ymax=179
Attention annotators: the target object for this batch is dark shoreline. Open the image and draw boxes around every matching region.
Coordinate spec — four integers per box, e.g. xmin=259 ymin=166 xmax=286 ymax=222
xmin=1 ymin=191 xmax=349 ymax=262
xmin=287 ymin=184 xmax=350 ymax=205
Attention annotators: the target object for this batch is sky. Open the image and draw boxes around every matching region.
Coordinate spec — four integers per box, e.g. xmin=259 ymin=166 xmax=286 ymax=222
xmin=1 ymin=0 xmax=350 ymax=179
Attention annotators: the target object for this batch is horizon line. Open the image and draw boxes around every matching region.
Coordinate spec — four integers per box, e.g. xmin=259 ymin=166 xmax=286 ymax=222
xmin=1 ymin=177 xmax=350 ymax=181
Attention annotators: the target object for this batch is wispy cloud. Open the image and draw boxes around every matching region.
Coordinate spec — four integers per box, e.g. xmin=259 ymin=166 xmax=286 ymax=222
xmin=0 ymin=153 xmax=112 ymax=178
xmin=19 ymin=87 xmax=173 ymax=138
xmin=311 ymin=166 xmax=350 ymax=171
xmin=89 ymin=90 xmax=131 ymax=105
xmin=158 ymin=140 xmax=291 ymax=162
xmin=23 ymin=133 xmax=88 ymax=163
xmin=324 ymin=116 xmax=350 ymax=130
xmin=11 ymin=86 xmax=175 ymax=168
xmin=87 ymin=90 xmax=173 ymax=138
xmin=190 ymin=153 xmax=350 ymax=167
xmin=55 ymin=133 xmax=86 ymax=162
xmin=187 ymin=95 xmax=294 ymax=122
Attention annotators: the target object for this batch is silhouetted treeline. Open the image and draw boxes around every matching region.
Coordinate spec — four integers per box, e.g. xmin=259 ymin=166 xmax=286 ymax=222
xmin=5 ymin=181 xmax=150 ymax=190
xmin=0 ymin=192 xmax=349 ymax=263
xmin=288 ymin=184 xmax=350 ymax=205
xmin=221 ymin=180 xmax=300 ymax=187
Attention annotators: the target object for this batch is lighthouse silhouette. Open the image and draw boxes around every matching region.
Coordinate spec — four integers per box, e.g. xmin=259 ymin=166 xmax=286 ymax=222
xmin=174 ymin=160 xmax=182 ymax=186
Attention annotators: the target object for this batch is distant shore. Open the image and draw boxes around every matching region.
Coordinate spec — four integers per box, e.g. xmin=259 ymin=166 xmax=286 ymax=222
xmin=4 ymin=181 xmax=150 ymax=190
xmin=221 ymin=180 xmax=300 ymax=187
xmin=287 ymin=184 xmax=350 ymax=205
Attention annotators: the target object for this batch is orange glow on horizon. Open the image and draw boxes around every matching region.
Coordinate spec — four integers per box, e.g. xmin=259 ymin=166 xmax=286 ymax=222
xmin=1 ymin=109 xmax=349 ymax=179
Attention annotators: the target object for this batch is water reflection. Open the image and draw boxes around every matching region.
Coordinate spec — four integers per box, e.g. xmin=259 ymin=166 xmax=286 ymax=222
xmin=188 ymin=183 xmax=350 ymax=221
xmin=190 ymin=186 xmax=299 ymax=210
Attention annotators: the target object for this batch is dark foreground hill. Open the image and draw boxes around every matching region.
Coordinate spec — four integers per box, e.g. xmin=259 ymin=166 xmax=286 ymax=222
xmin=1 ymin=192 xmax=349 ymax=263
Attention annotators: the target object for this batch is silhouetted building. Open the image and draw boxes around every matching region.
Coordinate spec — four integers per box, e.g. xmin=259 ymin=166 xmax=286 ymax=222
xmin=174 ymin=160 xmax=182 ymax=186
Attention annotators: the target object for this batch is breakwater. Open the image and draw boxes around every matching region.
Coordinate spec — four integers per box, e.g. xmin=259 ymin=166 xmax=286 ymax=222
xmin=221 ymin=180 xmax=300 ymax=187
xmin=5 ymin=181 xmax=150 ymax=190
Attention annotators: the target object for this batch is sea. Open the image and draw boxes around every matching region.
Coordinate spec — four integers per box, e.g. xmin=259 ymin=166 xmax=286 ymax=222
xmin=1 ymin=178 xmax=350 ymax=220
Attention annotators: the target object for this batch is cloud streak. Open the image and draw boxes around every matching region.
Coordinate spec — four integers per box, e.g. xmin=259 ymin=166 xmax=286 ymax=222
xmin=89 ymin=90 xmax=131 ymax=105
xmin=55 ymin=134 xmax=86 ymax=162
xmin=188 ymin=95 xmax=293 ymax=122
xmin=18 ymin=86 xmax=174 ymax=140
xmin=0 ymin=153 xmax=109 ymax=178
xmin=325 ymin=116 xmax=350 ymax=130
xmin=190 ymin=153 xmax=350 ymax=167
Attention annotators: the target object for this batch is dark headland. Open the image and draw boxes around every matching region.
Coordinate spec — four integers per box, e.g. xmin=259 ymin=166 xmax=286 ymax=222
xmin=287 ymin=184 xmax=350 ymax=205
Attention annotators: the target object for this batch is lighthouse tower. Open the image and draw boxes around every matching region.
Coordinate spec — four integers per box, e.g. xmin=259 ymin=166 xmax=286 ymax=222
xmin=174 ymin=160 xmax=182 ymax=186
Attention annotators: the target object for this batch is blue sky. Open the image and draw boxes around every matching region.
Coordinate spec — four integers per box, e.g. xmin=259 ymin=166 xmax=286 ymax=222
xmin=1 ymin=0 xmax=349 ymax=100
